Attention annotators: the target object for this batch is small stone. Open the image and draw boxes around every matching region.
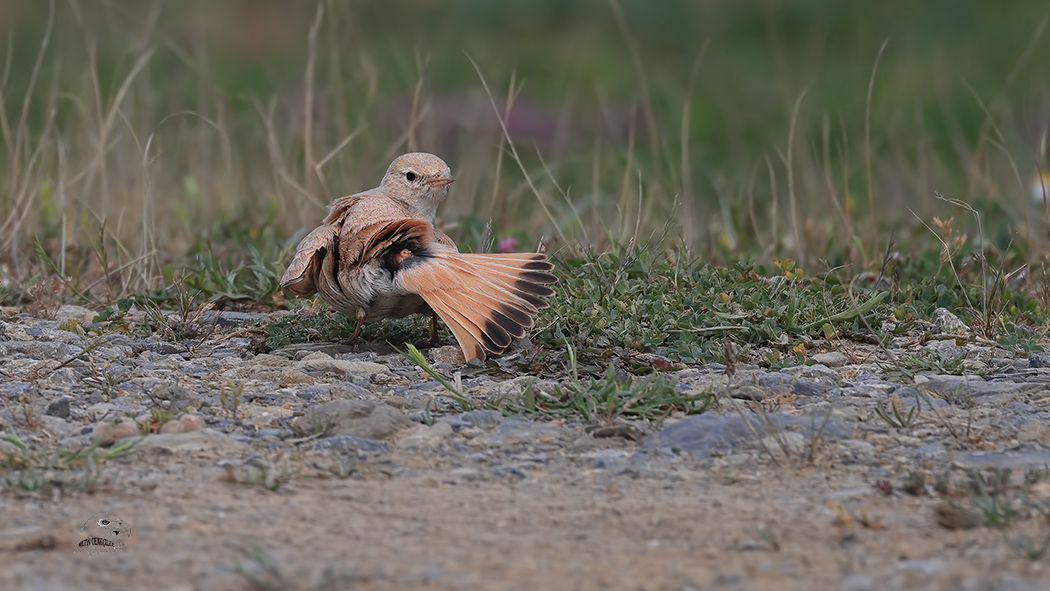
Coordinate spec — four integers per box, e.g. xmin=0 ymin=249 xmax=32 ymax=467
xmin=371 ymin=372 xmax=411 ymax=387
xmin=279 ymin=370 xmax=316 ymax=387
xmin=839 ymin=574 xmax=876 ymax=591
xmin=952 ymin=450 xmax=1050 ymax=470
xmin=934 ymin=503 xmax=982 ymax=530
xmin=384 ymin=396 xmax=412 ymax=409
xmin=132 ymin=429 xmax=241 ymax=454
xmin=291 ymin=399 xmax=412 ymax=440
xmin=729 ymin=384 xmax=770 ymax=401
xmin=54 ymin=304 xmax=95 ymax=322
xmin=811 ymin=352 xmax=848 ymax=368
xmin=45 ymin=397 xmax=70 ymax=419
xmin=313 ymin=435 xmax=391 ymax=453
xmin=297 ymin=354 xmax=388 ymax=380
xmin=479 ymin=419 xmax=565 ymax=446
xmin=159 ymin=414 xmax=204 ymax=434
xmin=838 ymin=439 xmax=876 ymax=460
xmin=757 ymin=431 xmax=807 ymax=457
xmin=896 ymin=559 xmax=945 ymax=574
xmin=1016 ymin=421 xmax=1050 ymax=446
xmin=38 ymin=415 xmax=73 ymax=437
xmin=430 ymin=345 xmax=466 ymax=365
xmin=397 ymin=421 xmax=454 ymax=451
xmin=641 ymin=412 xmax=853 ymax=458
xmin=1029 ymin=352 xmax=1050 ymax=368
xmin=150 ymin=382 xmax=192 ymax=402
xmin=925 ymin=339 xmax=966 ymax=359
xmin=93 ymin=420 xmax=142 ymax=446
xmin=241 ymin=405 xmax=296 ymax=428
xmin=438 ymin=410 xmax=504 ymax=430
xmin=931 ymin=307 xmax=969 ymax=334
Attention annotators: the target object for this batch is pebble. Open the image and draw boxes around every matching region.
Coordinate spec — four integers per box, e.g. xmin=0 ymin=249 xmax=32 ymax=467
xmin=291 ymin=399 xmax=413 ymax=440
xmin=130 ymin=429 xmax=242 ymax=454
xmin=397 ymin=421 xmax=455 ymax=451
xmin=811 ymin=351 xmax=849 ymax=367
xmin=93 ymin=420 xmax=141 ymax=445
xmin=641 ymin=412 xmax=853 ymax=459
xmin=313 ymin=435 xmax=391 ymax=453
xmin=296 ymin=353 xmax=389 ymax=381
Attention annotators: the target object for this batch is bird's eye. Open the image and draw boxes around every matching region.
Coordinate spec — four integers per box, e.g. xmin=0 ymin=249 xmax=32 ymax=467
xmin=405 ymin=172 xmax=417 ymax=182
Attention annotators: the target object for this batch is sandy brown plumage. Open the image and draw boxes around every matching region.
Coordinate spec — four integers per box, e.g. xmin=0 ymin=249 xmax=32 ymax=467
xmin=280 ymin=152 xmax=556 ymax=362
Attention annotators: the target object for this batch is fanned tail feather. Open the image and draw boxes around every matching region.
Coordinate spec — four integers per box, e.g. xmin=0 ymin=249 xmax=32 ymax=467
xmin=396 ymin=250 xmax=557 ymax=362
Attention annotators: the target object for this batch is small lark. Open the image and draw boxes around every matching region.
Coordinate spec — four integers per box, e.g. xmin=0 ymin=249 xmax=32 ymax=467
xmin=280 ymin=152 xmax=557 ymax=362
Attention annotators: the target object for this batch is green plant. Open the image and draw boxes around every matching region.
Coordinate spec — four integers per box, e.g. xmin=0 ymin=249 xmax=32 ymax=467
xmin=508 ymin=347 xmax=714 ymax=422
xmin=874 ymin=395 xmax=918 ymax=430
xmin=0 ymin=432 xmax=141 ymax=495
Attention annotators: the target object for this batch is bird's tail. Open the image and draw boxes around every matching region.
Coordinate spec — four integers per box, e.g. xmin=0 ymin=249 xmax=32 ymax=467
xmin=396 ymin=250 xmax=557 ymax=362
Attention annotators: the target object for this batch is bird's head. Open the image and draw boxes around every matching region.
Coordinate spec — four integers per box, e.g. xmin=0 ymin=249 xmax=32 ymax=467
xmin=380 ymin=152 xmax=454 ymax=220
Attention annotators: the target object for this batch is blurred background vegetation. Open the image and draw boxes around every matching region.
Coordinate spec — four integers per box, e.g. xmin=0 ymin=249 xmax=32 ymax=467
xmin=0 ymin=0 xmax=1049 ymax=303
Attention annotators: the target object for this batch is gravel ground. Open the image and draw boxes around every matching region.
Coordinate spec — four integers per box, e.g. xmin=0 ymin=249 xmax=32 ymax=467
xmin=2 ymin=304 xmax=1050 ymax=591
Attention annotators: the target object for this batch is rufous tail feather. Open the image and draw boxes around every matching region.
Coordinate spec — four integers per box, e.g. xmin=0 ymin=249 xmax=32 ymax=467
xmin=397 ymin=251 xmax=556 ymax=362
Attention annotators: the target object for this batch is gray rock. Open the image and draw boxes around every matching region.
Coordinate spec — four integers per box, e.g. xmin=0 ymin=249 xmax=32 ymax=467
xmin=641 ymin=412 xmax=854 ymax=458
xmin=925 ymin=339 xmax=966 ymax=359
xmin=130 ymin=429 xmax=242 ymax=454
xmin=271 ymin=342 xmax=357 ymax=359
xmin=291 ymin=399 xmax=412 ymax=440
xmin=296 ymin=382 xmax=372 ymax=401
xmin=1017 ymin=421 xmax=1050 ymax=446
xmin=811 ymin=352 xmax=848 ymax=367
xmin=0 ymin=382 xmax=33 ymax=398
xmin=758 ymin=431 xmax=807 ymax=457
xmin=784 ymin=363 xmax=842 ymax=380
xmin=839 ymin=574 xmax=876 ymax=591
xmin=54 ymin=304 xmax=95 ymax=321
xmin=45 ymin=397 xmax=70 ymax=419
xmin=992 ymin=575 xmax=1046 ymax=591
xmin=756 ymin=372 xmax=831 ymax=396
xmin=1029 ymin=352 xmax=1050 ymax=368
xmin=931 ymin=307 xmax=968 ymax=334
xmin=896 ymin=558 xmax=944 ymax=574
xmin=200 ymin=310 xmax=278 ymax=328
xmin=438 ymin=409 xmax=504 ymax=430
xmin=37 ymin=415 xmax=72 ymax=437
xmin=397 ymin=421 xmax=454 ymax=451
xmin=313 ymin=435 xmax=391 ymax=453
xmin=952 ymin=450 xmax=1050 ymax=470
xmin=920 ymin=376 xmax=1028 ymax=400
xmin=838 ymin=439 xmax=876 ymax=460
xmin=585 ymin=448 xmax=631 ymax=469
xmin=296 ymin=354 xmax=388 ymax=381
xmin=478 ymin=419 xmax=566 ymax=446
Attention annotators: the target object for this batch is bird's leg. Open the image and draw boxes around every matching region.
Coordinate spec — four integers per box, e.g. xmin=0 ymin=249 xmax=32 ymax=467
xmin=429 ymin=310 xmax=440 ymax=347
xmin=350 ymin=308 xmax=366 ymax=341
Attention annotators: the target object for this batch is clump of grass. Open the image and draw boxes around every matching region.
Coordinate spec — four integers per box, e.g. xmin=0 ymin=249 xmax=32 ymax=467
xmin=229 ymin=542 xmax=360 ymax=591
xmin=874 ymin=394 xmax=918 ymax=430
xmin=220 ymin=457 xmax=300 ymax=492
xmin=260 ymin=309 xmax=434 ymax=352
xmin=932 ymin=467 xmax=1050 ymax=558
xmin=0 ymin=431 xmax=140 ymax=495
xmin=506 ymin=347 xmax=715 ymax=423
xmin=540 ymin=247 xmax=896 ymax=364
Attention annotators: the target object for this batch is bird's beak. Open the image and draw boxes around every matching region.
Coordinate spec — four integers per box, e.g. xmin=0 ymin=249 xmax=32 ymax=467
xmin=428 ymin=175 xmax=455 ymax=188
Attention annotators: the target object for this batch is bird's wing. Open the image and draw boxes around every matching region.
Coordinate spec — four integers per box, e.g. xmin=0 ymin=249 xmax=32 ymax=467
xmin=280 ymin=223 xmax=339 ymax=296
xmin=281 ymin=193 xmax=366 ymax=295
xmin=395 ymin=247 xmax=556 ymax=362
xmin=282 ymin=192 xmax=413 ymax=296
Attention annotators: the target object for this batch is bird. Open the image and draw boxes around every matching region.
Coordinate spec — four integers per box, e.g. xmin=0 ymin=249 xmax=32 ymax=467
xmin=280 ymin=152 xmax=557 ymax=362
